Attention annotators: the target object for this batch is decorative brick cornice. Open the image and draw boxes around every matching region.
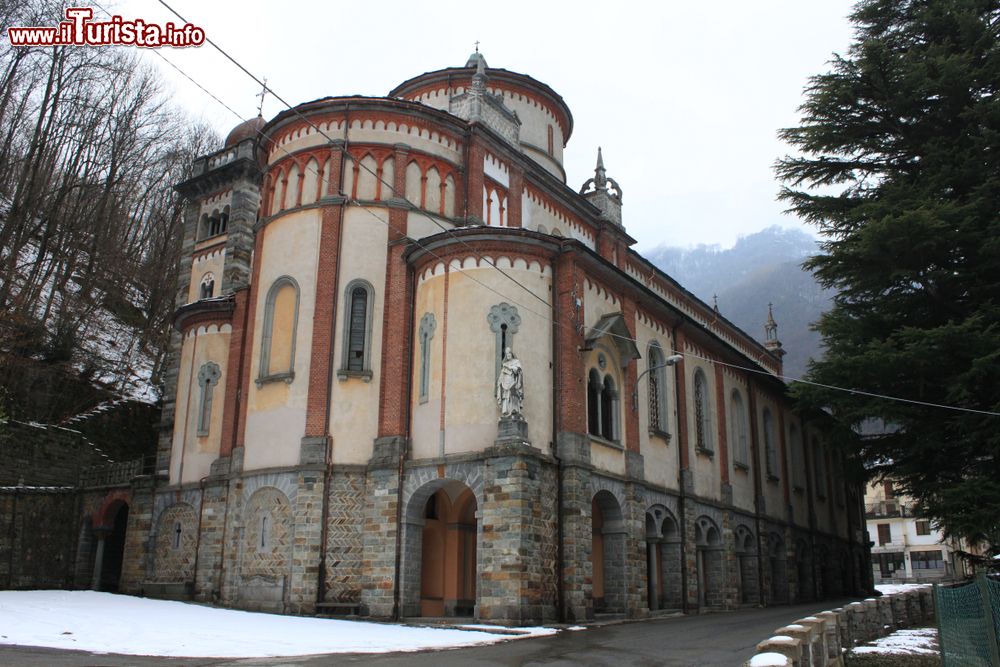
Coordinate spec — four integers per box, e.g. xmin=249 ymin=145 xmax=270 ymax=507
xmin=173 ymin=296 xmax=235 ymax=333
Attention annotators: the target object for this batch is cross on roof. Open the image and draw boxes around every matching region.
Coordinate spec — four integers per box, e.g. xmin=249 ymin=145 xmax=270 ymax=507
xmin=256 ymin=77 xmax=268 ymax=117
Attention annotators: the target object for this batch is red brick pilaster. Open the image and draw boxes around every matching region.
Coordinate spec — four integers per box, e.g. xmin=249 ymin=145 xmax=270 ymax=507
xmin=377 ymin=242 xmax=413 ymax=437
xmin=466 ymin=140 xmax=485 ymax=222
xmin=236 ymin=228 xmax=266 ymax=449
xmin=674 ymin=327 xmax=690 ymax=470
xmin=779 ymin=408 xmax=791 ymax=505
xmin=622 ymin=297 xmax=640 ymax=453
xmin=219 ymin=288 xmax=248 ymax=457
xmin=554 ymin=253 xmax=586 ymax=435
xmin=714 ymin=364 xmax=730 ymax=485
xmin=507 ymin=169 xmax=522 ymax=228
xmin=303 ymin=205 xmax=344 ymax=436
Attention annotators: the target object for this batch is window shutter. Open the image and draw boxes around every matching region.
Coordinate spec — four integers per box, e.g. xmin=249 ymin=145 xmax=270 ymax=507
xmin=348 ymin=287 xmax=367 ymax=371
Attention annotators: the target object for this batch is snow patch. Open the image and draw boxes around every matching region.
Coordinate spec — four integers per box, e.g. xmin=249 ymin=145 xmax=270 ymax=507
xmin=0 ymin=591 xmax=556 ymax=657
xmin=750 ymin=652 xmax=791 ymax=666
xmin=852 ymin=627 xmax=938 ymax=656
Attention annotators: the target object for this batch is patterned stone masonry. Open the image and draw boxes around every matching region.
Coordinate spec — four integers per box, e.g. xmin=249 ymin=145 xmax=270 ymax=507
xmin=478 ymin=445 xmax=558 ymax=623
xmin=194 ymin=480 xmax=228 ymax=601
xmin=150 ymin=502 xmax=198 ymax=583
xmin=556 ymin=432 xmax=593 ymax=622
xmin=324 ymin=469 xmax=365 ymax=604
xmin=120 ymin=478 xmax=153 ymax=594
xmin=238 ymin=485 xmax=293 ymax=612
xmin=360 ymin=458 xmax=401 ymax=617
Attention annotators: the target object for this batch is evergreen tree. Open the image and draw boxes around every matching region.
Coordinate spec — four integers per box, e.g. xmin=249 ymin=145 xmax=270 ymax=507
xmin=776 ymin=0 xmax=1000 ymax=549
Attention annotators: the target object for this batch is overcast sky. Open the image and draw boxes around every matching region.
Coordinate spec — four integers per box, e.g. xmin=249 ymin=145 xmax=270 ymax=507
xmin=118 ymin=0 xmax=858 ymax=251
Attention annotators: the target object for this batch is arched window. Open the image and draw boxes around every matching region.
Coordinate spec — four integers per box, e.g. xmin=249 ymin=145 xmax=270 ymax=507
xmin=196 ymin=361 xmax=221 ymax=436
xmin=219 ymin=205 xmax=230 ymax=234
xmin=208 ymin=208 xmax=223 ymax=236
xmin=198 ymin=213 xmax=210 ymax=240
xmin=199 ymin=273 xmax=215 ymax=300
xmin=813 ymin=438 xmax=827 ymax=499
xmin=648 ymin=343 xmax=669 ymax=435
xmin=790 ymin=423 xmax=804 ymax=491
xmin=763 ymin=408 xmax=778 ymax=479
xmin=693 ymin=369 xmax=712 ymax=453
xmin=338 ymin=279 xmax=374 ymax=380
xmin=588 ymin=369 xmax=602 ymax=437
xmin=730 ymin=389 xmax=749 ymax=467
xmin=418 ymin=312 xmax=436 ymax=403
xmin=601 ymin=376 xmax=619 ymax=442
xmin=257 ymin=276 xmax=299 ymax=386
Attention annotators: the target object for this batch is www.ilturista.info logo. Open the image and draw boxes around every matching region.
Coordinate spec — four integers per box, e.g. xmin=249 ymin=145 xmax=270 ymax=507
xmin=7 ymin=7 xmax=205 ymax=48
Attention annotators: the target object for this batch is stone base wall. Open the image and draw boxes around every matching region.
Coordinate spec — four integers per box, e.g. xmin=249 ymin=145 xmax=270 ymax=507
xmin=0 ymin=489 xmax=78 ymax=589
xmin=135 ymin=441 xmax=866 ymax=625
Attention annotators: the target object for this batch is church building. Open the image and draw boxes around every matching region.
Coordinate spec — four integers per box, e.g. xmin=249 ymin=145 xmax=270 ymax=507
xmin=130 ymin=52 xmax=871 ymax=623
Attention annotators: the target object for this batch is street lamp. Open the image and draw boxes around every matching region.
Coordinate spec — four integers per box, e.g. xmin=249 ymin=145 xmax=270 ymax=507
xmin=632 ymin=354 xmax=683 ymax=411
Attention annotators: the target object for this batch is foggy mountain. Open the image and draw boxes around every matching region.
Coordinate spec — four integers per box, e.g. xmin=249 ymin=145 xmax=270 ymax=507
xmin=644 ymin=226 xmax=831 ymax=380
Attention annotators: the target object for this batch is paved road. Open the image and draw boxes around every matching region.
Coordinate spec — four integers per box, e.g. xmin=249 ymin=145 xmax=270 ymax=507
xmin=0 ymin=599 xmax=854 ymax=667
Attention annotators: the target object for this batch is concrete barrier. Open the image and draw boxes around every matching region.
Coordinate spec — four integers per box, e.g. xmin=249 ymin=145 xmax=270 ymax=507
xmin=742 ymin=587 xmax=934 ymax=667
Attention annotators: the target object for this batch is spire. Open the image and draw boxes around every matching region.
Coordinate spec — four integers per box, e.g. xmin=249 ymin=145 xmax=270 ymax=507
xmin=763 ymin=302 xmax=785 ymax=361
xmin=579 ymin=146 xmax=624 ymax=227
xmin=593 ymin=147 xmax=607 ymax=190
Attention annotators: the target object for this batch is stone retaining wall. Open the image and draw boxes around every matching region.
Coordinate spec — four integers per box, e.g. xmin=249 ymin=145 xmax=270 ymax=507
xmin=742 ymin=587 xmax=935 ymax=667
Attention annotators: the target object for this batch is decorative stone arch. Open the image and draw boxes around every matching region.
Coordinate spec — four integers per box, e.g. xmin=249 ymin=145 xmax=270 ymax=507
xmin=238 ymin=485 xmax=294 ymax=611
xmin=694 ymin=515 xmax=724 ymax=609
xmin=794 ymin=537 xmax=814 ymax=602
xmin=591 ymin=489 xmax=626 ymax=614
xmin=767 ymin=531 xmax=789 ymax=604
xmin=150 ymin=502 xmax=198 ymax=585
xmin=589 ymin=475 xmax=627 ymax=513
xmin=733 ymin=523 xmax=759 ymax=605
xmin=338 ymin=278 xmax=376 ymax=381
xmin=257 ymin=275 xmax=300 ymax=385
xmin=644 ymin=503 xmax=682 ymax=611
xmin=400 ymin=470 xmax=483 ymax=618
xmin=90 ymin=492 xmax=131 ymax=592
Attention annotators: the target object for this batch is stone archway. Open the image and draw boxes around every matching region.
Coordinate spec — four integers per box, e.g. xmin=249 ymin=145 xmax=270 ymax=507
xmin=795 ymin=539 xmax=814 ymax=602
xmin=93 ymin=502 xmax=129 ymax=592
xmin=694 ymin=516 xmax=724 ymax=610
xmin=645 ymin=504 xmax=682 ymax=611
xmin=592 ymin=490 xmax=625 ymax=614
xmin=402 ymin=478 xmax=479 ymax=618
xmin=734 ymin=524 xmax=759 ymax=605
xmin=767 ymin=532 xmax=789 ymax=604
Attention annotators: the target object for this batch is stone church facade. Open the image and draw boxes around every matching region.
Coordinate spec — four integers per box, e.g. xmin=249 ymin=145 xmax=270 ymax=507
xmin=125 ymin=53 xmax=871 ymax=623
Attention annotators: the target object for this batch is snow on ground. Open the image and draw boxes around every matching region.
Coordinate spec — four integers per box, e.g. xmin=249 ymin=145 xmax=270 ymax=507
xmin=852 ymin=627 xmax=939 ymax=656
xmin=874 ymin=583 xmax=931 ymax=595
xmin=0 ymin=591 xmax=559 ymax=658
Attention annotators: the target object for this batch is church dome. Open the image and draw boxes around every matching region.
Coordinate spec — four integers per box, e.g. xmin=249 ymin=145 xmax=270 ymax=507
xmin=224 ymin=115 xmax=266 ymax=148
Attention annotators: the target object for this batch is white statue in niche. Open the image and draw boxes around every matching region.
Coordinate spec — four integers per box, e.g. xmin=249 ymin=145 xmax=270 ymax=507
xmin=496 ymin=347 xmax=524 ymax=418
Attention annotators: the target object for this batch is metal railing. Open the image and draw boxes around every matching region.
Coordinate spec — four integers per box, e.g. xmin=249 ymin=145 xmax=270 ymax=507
xmin=865 ymin=500 xmax=919 ymax=518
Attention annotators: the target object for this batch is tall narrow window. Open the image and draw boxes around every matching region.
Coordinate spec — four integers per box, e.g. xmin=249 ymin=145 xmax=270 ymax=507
xmin=588 ymin=369 xmax=602 ymax=437
xmin=418 ymin=312 xmax=436 ymax=403
xmin=196 ymin=361 xmax=221 ymax=436
xmin=730 ymin=390 xmax=749 ymax=467
xmin=763 ymin=408 xmax=778 ymax=479
xmin=693 ymin=369 xmax=712 ymax=453
xmin=199 ymin=273 xmax=215 ymax=300
xmin=209 ymin=208 xmax=222 ymax=236
xmin=219 ymin=205 xmax=230 ymax=234
xmin=813 ymin=438 xmax=827 ymax=499
xmin=601 ymin=376 xmax=619 ymax=441
xmin=790 ymin=423 xmax=804 ymax=490
xmin=547 ymin=125 xmax=554 ymax=155
xmin=648 ymin=343 xmax=669 ymax=435
xmin=487 ymin=302 xmax=521 ymax=381
xmin=258 ymin=276 xmax=299 ymax=386
xmin=338 ymin=279 xmax=374 ymax=380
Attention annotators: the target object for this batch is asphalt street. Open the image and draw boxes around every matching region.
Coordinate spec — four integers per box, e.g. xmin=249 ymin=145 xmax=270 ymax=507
xmin=0 ymin=599 xmax=855 ymax=667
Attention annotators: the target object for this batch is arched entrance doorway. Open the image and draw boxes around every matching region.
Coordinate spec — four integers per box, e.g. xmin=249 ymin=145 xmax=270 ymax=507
xmin=592 ymin=490 xmax=625 ymax=614
xmin=402 ymin=479 xmax=478 ymax=618
xmin=92 ymin=502 xmax=129 ymax=592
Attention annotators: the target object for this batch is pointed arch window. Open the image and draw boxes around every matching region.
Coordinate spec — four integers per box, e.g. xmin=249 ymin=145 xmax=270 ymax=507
xmin=588 ymin=366 xmax=619 ymax=443
xmin=588 ymin=369 xmax=602 ymax=437
xmin=763 ymin=408 xmax=779 ymax=480
xmin=730 ymin=389 xmax=749 ymax=468
xmin=257 ymin=276 xmax=299 ymax=386
xmin=418 ymin=312 xmax=436 ymax=403
xmin=338 ymin=279 xmax=375 ymax=381
xmin=693 ymin=369 xmax=713 ymax=454
xmin=196 ymin=361 xmax=221 ymax=436
xmin=648 ymin=343 xmax=670 ymax=436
